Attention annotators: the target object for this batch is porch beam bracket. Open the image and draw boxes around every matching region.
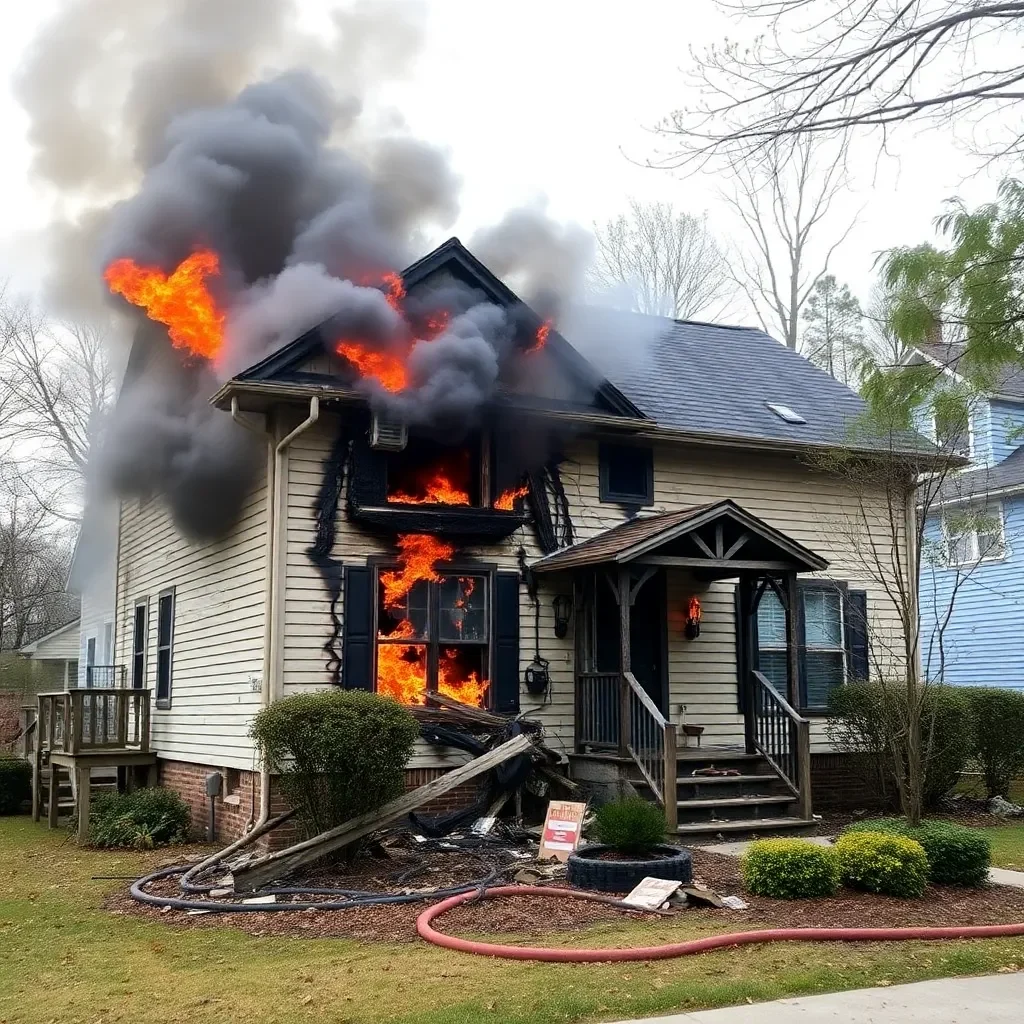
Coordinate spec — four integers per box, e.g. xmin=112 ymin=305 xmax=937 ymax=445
xmin=690 ymin=532 xmax=716 ymax=559
xmin=724 ymin=531 xmax=750 ymax=559
xmin=714 ymin=522 xmax=725 ymax=558
xmin=629 ymin=567 xmax=657 ymax=605
xmin=603 ymin=569 xmax=620 ymax=605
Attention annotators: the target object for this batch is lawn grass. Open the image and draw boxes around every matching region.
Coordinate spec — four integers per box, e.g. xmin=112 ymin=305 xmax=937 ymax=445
xmin=2 ymin=818 xmax=1024 ymax=1024
xmin=985 ymin=824 xmax=1024 ymax=871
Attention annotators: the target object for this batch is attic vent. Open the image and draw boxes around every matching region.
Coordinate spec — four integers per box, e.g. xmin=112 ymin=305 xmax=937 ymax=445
xmin=766 ymin=403 xmax=806 ymax=425
xmin=369 ymin=415 xmax=408 ymax=451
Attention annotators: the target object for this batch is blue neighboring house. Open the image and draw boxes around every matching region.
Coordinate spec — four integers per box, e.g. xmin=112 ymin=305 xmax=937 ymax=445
xmin=914 ymin=341 xmax=1024 ymax=691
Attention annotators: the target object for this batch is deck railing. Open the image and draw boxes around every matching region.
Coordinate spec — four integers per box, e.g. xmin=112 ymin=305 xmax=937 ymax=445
xmin=85 ymin=664 xmax=127 ymax=688
xmin=750 ymin=670 xmax=812 ymax=818
xmin=624 ymin=671 xmax=678 ymax=832
xmin=575 ymin=672 xmax=621 ymax=749
xmin=36 ymin=688 xmax=152 ymax=755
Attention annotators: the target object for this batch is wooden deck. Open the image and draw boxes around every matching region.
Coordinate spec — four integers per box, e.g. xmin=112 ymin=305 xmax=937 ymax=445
xmin=27 ymin=689 xmax=156 ymax=842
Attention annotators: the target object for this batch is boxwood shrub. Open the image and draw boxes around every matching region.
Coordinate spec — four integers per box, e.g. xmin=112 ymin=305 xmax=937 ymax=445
xmin=962 ymin=687 xmax=1024 ymax=798
xmin=742 ymin=839 xmax=840 ymax=899
xmin=835 ymin=831 xmax=929 ymax=898
xmin=592 ymin=798 xmax=666 ymax=854
xmin=0 ymin=755 xmax=31 ymax=815
xmin=843 ymin=818 xmax=990 ymax=887
xmin=90 ymin=787 xmax=191 ymax=849
xmin=250 ymin=690 xmax=419 ymax=840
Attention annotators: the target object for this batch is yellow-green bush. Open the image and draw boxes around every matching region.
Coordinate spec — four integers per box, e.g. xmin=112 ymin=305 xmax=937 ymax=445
xmin=741 ymin=839 xmax=840 ymax=899
xmin=835 ymin=831 xmax=929 ymax=898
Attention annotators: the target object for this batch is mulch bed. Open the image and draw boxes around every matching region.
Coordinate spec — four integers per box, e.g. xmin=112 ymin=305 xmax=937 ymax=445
xmin=105 ymin=843 xmax=1024 ymax=944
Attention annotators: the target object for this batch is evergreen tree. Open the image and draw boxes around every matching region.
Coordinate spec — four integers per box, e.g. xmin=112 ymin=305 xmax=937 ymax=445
xmin=801 ymin=274 xmax=862 ymax=385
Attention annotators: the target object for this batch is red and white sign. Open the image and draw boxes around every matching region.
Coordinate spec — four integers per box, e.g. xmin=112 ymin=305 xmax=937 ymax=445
xmin=539 ymin=800 xmax=587 ymax=861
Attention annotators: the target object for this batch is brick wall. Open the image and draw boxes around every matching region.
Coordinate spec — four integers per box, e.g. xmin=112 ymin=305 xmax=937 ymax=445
xmin=810 ymin=752 xmax=894 ymax=812
xmin=157 ymin=760 xmax=482 ymax=848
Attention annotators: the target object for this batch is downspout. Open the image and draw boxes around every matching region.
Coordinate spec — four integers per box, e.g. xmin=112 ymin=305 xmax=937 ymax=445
xmin=231 ymin=395 xmax=320 ymax=834
xmin=905 ymin=481 xmax=922 ymax=685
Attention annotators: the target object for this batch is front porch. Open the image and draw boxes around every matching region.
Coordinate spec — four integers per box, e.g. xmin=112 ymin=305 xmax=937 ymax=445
xmin=532 ymin=499 xmax=828 ymax=836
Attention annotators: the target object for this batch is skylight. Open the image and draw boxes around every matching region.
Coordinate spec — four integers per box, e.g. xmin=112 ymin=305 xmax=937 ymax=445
xmin=766 ymin=403 xmax=807 ymax=424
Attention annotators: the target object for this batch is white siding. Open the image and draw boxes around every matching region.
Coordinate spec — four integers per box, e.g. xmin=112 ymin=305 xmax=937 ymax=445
xmin=113 ymin=473 xmax=269 ymax=770
xmin=76 ymin=502 xmax=118 ymax=687
xmin=23 ymin=621 xmax=81 ymax=661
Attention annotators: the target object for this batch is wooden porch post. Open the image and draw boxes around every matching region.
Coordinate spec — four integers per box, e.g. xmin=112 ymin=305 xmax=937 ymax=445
xmin=617 ymin=568 xmax=631 ymax=758
xmin=739 ymin=574 xmax=756 ymax=755
xmin=784 ymin=571 xmax=800 ymax=710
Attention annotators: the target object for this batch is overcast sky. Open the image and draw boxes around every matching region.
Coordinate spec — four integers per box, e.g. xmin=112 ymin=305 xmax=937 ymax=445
xmin=0 ymin=0 xmax=1006 ymax=326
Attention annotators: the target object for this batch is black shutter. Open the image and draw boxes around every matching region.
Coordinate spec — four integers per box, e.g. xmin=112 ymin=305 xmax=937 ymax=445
xmin=734 ymin=580 xmax=761 ymax=713
xmin=844 ymin=589 xmax=870 ymax=682
xmin=493 ymin=571 xmax=521 ymax=715
xmin=341 ymin=565 xmax=374 ymax=691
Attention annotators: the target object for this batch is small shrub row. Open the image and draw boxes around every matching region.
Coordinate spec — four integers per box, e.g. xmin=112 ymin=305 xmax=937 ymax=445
xmin=962 ymin=687 xmax=1024 ymax=799
xmin=591 ymin=797 xmax=666 ymax=854
xmin=742 ymin=839 xmax=840 ymax=899
xmin=0 ymin=755 xmax=31 ymax=815
xmin=843 ymin=818 xmax=991 ymax=887
xmin=834 ymin=831 xmax=929 ymax=898
xmin=90 ymin=787 xmax=191 ymax=849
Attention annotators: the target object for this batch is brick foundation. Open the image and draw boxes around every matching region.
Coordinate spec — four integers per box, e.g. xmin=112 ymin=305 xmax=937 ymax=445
xmin=810 ymin=752 xmax=894 ymax=811
xmin=156 ymin=759 xmax=484 ymax=848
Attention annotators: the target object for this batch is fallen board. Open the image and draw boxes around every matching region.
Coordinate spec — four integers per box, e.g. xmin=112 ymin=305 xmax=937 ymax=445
xmin=232 ymin=732 xmax=535 ymax=891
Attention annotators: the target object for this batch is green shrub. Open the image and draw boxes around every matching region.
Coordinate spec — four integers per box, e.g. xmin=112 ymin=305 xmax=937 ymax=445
xmin=250 ymin=690 xmax=419 ymax=841
xmin=592 ymin=798 xmax=666 ymax=854
xmin=90 ymin=787 xmax=191 ymax=849
xmin=835 ymin=831 xmax=929 ymax=898
xmin=963 ymin=687 xmax=1024 ymax=798
xmin=741 ymin=839 xmax=840 ymax=899
xmin=843 ymin=818 xmax=990 ymax=887
xmin=829 ymin=682 xmax=976 ymax=808
xmin=0 ymin=755 xmax=31 ymax=815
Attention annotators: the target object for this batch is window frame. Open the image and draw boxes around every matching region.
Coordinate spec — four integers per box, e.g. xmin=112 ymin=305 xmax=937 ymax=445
xmin=941 ymin=501 xmax=1007 ymax=566
xmin=755 ymin=581 xmax=848 ymax=713
xmin=131 ymin=599 xmax=148 ymax=690
xmin=371 ymin=557 xmax=496 ymax=705
xmin=155 ymin=587 xmax=176 ymax=709
xmin=598 ymin=442 xmax=655 ymax=506
xmin=932 ymin=406 xmax=973 ymax=461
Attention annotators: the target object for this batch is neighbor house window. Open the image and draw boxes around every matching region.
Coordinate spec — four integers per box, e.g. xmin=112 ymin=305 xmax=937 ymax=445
xmin=132 ymin=601 xmax=147 ymax=689
xmin=598 ymin=443 xmax=654 ymax=505
xmin=943 ymin=503 xmax=1005 ymax=565
xmin=756 ymin=584 xmax=847 ymax=710
xmin=156 ymin=589 xmax=175 ymax=707
xmin=375 ymin=569 xmax=490 ymax=707
xmin=933 ymin=405 xmax=971 ymax=460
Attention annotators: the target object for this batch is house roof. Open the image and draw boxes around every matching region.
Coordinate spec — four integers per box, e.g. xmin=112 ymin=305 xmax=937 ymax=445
xmin=531 ymin=499 xmax=828 ymax=576
xmin=933 ymin=445 xmax=1024 ymax=506
xmin=19 ymin=618 xmax=80 ymax=659
xmin=912 ymin=340 xmax=1024 ymax=402
xmin=568 ymin=311 xmax=928 ymax=454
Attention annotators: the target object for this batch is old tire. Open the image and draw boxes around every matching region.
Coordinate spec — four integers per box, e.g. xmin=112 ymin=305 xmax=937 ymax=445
xmin=566 ymin=844 xmax=693 ymax=893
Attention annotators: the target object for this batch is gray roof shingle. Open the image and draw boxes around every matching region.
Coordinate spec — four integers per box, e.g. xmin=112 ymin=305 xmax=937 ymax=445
xmin=914 ymin=340 xmax=1024 ymax=400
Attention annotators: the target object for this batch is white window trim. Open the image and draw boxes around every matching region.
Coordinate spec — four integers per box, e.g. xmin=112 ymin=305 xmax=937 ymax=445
xmin=931 ymin=409 xmax=975 ymax=463
xmin=941 ymin=501 xmax=1008 ymax=567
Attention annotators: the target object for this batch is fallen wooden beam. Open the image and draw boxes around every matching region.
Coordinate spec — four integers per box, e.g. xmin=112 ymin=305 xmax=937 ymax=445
xmin=420 ymin=693 xmax=508 ymax=727
xmin=232 ymin=732 xmax=535 ymax=891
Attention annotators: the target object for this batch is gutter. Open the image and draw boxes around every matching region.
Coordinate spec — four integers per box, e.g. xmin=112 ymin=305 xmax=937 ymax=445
xmin=231 ymin=395 xmax=320 ymax=834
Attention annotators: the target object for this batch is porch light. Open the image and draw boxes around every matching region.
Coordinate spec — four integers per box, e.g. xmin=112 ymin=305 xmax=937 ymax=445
xmin=685 ymin=596 xmax=702 ymax=640
xmin=552 ymin=593 xmax=573 ymax=639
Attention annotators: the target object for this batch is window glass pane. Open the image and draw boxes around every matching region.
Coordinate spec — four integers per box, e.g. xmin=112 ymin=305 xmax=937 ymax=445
xmin=133 ymin=606 xmax=146 ymax=655
xmin=805 ymin=651 xmax=845 ymax=707
xmin=934 ymin=404 xmax=970 ymax=458
xmin=601 ymin=444 xmax=652 ymax=501
xmin=438 ymin=645 xmax=489 ymax=705
xmin=758 ymin=650 xmax=788 ymax=691
xmin=157 ymin=648 xmax=171 ymax=700
xmin=377 ymin=579 xmax=428 ymax=640
xmin=756 ymin=590 xmax=786 ymax=646
xmin=158 ymin=594 xmax=173 ymax=645
xmin=804 ymin=589 xmax=842 ymax=647
xmin=376 ymin=643 xmax=427 ymax=704
xmin=976 ymin=504 xmax=1004 ymax=558
xmin=947 ymin=530 xmax=972 ymax=564
xmin=438 ymin=575 xmax=488 ymax=642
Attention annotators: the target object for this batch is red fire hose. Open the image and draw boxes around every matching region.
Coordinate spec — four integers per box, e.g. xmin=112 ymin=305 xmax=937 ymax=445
xmin=416 ymin=885 xmax=1024 ymax=962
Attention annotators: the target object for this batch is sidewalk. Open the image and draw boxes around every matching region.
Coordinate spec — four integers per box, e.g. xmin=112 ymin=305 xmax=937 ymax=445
xmin=608 ymin=972 xmax=1024 ymax=1024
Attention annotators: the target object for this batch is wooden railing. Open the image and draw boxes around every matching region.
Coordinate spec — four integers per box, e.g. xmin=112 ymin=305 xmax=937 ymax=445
xmin=624 ymin=672 xmax=678 ymax=833
xmin=750 ymin=670 xmax=812 ymax=819
xmin=85 ymin=664 xmax=127 ymax=688
xmin=36 ymin=689 xmax=151 ymax=755
xmin=576 ymin=672 xmax=621 ymax=749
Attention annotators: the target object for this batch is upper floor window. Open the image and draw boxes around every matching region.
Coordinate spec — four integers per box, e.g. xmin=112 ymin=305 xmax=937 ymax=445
xmin=156 ymin=588 xmax=175 ymax=707
xmin=942 ymin=502 xmax=1006 ymax=565
xmin=599 ymin=443 xmax=654 ymax=505
xmin=933 ymin=404 xmax=971 ymax=460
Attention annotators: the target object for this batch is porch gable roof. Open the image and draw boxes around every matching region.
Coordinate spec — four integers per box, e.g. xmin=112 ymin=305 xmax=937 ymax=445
xmin=530 ymin=499 xmax=828 ymax=576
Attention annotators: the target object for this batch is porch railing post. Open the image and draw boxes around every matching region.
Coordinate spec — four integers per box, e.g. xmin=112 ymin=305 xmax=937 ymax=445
xmin=797 ymin=718 xmax=813 ymax=820
xmin=617 ymin=569 xmax=631 ymax=758
xmin=663 ymin=718 xmax=678 ymax=834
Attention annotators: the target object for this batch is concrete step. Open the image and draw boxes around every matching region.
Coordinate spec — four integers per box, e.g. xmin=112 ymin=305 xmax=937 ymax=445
xmin=675 ymin=816 xmax=815 ymax=839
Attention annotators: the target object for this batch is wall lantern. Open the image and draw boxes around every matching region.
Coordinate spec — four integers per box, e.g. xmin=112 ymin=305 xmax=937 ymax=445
xmin=552 ymin=594 xmax=573 ymax=639
xmin=685 ymin=596 xmax=702 ymax=640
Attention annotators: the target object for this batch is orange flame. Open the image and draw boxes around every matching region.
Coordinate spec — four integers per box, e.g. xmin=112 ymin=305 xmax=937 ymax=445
xmin=103 ymin=249 xmax=225 ymax=360
xmin=380 ymin=534 xmax=454 ymax=608
xmin=687 ymin=596 xmax=702 ymax=624
xmin=439 ymin=649 xmax=488 ymax=705
xmin=336 ymin=342 xmax=409 ymax=393
xmin=525 ymin=320 xmax=551 ymax=354
xmin=388 ymin=452 xmax=472 ymax=506
xmin=425 ymin=310 xmax=450 ymax=338
xmin=382 ymin=271 xmax=406 ymax=312
xmin=494 ymin=482 xmax=529 ymax=510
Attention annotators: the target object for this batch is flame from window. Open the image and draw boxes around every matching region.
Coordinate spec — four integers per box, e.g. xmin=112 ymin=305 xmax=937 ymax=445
xmin=494 ymin=482 xmax=529 ymax=510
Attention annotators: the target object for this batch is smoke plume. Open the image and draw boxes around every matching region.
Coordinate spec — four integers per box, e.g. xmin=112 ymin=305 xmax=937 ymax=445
xmin=17 ymin=1 xmax=593 ymax=539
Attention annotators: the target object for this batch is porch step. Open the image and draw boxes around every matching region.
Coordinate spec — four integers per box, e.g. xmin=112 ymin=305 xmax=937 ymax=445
xmin=674 ymin=774 xmax=772 ymax=786
xmin=676 ymin=795 xmax=793 ymax=810
xmin=675 ymin=816 xmax=816 ymax=838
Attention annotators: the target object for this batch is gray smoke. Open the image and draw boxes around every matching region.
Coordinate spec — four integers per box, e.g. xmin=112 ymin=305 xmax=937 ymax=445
xmin=17 ymin=0 xmax=594 ymax=540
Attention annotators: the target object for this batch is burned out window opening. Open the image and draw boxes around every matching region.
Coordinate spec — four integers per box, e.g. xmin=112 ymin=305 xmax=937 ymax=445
xmin=386 ymin=434 xmax=484 ymax=507
xmin=374 ymin=561 xmax=492 ymax=708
